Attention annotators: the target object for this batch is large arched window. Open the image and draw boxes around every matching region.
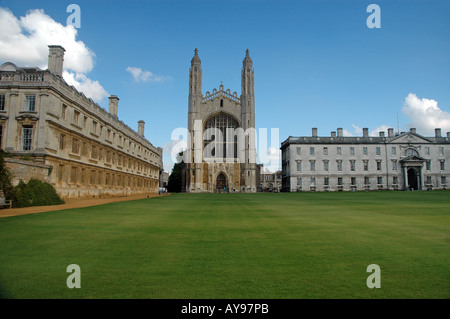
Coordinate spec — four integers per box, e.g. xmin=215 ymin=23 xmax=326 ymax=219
xmin=204 ymin=112 xmax=239 ymax=161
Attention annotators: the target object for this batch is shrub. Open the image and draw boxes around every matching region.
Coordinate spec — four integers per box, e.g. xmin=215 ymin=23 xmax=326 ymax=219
xmin=12 ymin=179 xmax=64 ymax=208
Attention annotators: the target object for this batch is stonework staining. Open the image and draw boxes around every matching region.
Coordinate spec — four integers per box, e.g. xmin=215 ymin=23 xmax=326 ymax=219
xmin=281 ymin=127 xmax=450 ymax=192
xmin=0 ymin=45 xmax=163 ymax=199
xmin=184 ymin=49 xmax=257 ymax=192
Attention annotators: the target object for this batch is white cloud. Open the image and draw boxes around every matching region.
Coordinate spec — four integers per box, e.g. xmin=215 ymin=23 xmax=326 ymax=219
xmin=63 ymin=71 xmax=108 ymax=102
xmin=126 ymin=66 xmax=169 ymax=82
xmin=402 ymin=93 xmax=450 ymax=135
xmin=0 ymin=7 xmax=107 ymax=102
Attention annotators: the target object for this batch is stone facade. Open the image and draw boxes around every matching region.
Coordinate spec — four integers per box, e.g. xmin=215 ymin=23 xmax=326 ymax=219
xmin=260 ymin=170 xmax=282 ymax=192
xmin=0 ymin=45 xmax=163 ymax=199
xmin=4 ymin=157 xmax=52 ymax=186
xmin=184 ymin=49 xmax=257 ymax=192
xmin=281 ymin=127 xmax=450 ymax=192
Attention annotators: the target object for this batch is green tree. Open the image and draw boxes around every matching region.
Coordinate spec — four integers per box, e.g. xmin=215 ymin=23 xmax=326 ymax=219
xmin=0 ymin=150 xmax=13 ymax=200
xmin=167 ymin=152 xmax=184 ymax=193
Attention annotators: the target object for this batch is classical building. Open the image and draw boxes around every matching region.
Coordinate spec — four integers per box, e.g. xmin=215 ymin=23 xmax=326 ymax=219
xmin=281 ymin=127 xmax=450 ymax=192
xmin=183 ymin=49 xmax=258 ymax=192
xmin=0 ymin=45 xmax=163 ymax=199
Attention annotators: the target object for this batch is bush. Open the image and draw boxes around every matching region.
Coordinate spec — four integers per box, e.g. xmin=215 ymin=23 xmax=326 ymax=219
xmin=12 ymin=179 xmax=64 ymax=208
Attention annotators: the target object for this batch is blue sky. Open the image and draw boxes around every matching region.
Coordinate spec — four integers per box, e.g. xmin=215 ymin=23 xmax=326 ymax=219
xmin=1 ymin=0 xmax=450 ymax=172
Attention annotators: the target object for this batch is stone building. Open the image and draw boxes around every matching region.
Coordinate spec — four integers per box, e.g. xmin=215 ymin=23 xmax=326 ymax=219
xmin=281 ymin=127 xmax=450 ymax=192
xmin=183 ymin=49 xmax=257 ymax=192
xmin=260 ymin=170 xmax=282 ymax=192
xmin=0 ymin=45 xmax=163 ymax=199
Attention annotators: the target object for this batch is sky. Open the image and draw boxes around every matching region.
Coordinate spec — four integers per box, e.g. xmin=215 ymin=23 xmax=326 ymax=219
xmin=1 ymin=0 xmax=449 ymax=173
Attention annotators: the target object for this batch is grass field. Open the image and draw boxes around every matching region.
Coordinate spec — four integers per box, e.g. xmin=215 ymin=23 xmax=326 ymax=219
xmin=0 ymin=191 xmax=449 ymax=299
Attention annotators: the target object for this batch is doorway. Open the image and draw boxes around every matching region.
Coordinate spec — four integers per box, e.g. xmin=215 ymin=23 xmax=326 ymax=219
xmin=216 ymin=173 xmax=227 ymax=192
xmin=407 ymin=168 xmax=418 ymax=190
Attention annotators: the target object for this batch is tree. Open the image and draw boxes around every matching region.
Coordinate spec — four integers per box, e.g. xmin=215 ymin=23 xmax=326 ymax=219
xmin=0 ymin=150 xmax=13 ymax=199
xmin=167 ymin=152 xmax=184 ymax=193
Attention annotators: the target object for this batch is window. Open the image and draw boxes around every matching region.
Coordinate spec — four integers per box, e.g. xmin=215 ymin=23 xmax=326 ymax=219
xmin=392 ymin=160 xmax=397 ymax=171
xmin=92 ymin=121 xmax=98 ymax=134
xmin=310 ymin=177 xmax=316 ymax=186
xmin=203 ymin=113 xmax=239 ymax=160
xmin=441 ymin=176 xmax=447 ymax=185
xmin=338 ymin=177 xmax=343 ymax=186
xmin=310 ymin=147 xmax=315 ymax=155
xmin=393 ymin=176 xmax=398 ymax=185
xmin=377 ymin=160 xmax=382 ymax=171
xmin=82 ymin=142 xmax=88 ymax=156
xmin=392 ymin=147 xmax=396 ymax=155
xmin=426 ymin=176 xmax=432 ymax=185
xmin=81 ymin=169 xmax=86 ymax=184
xmin=0 ymin=94 xmax=5 ymax=111
xmin=323 ymin=160 xmax=329 ymax=172
xmin=364 ymin=176 xmax=370 ymax=185
xmin=363 ymin=147 xmax=368 ymax=156
xmin=425 ymin=147 xmax=430 ymax=155
xmin=220 ymin=99 xmax=223 ymax=107
xmin=310 ymin=160 xmax=315 ymax=172
xmin=363 ymin=160 xmax=369 ymax=171
xmin=350 ymin=160 xmax=355 ymax=171
xmin=84 ymin=116 xmax=88 ymax=128
xmin=91 ymin=145 xmax=98 ymax=159
xmin=337 ymin=160 xmax=342 ymax=172
xmin=73 ymin=110 xmax=80 ymax=125
xmin=324 ymin=177 xmax=329 ymax=186
xmin=439 ymin=147 xmax=444 ymax=156
xmin=440 ymin=160 xmax=445 ymax=171
xmin=60 ymin=134 xmax=66 ymax=150
xmin=297 ymin=177 xmax=302 ymax=186
xmin=337 ymin=147 xmax=342 ymax=156
xmin=25 ymin=95 xmax=36 ymax=111
xmin=62 ymin=104 xmax=68 ymax=119
xmin=350 ymin=147 xmax=355 ymax=156
xmin=296 ymin=160 xmax=301 ymax=172
xmin=426 ymin=161 xmax=431 ymax=170
xmin=376 ymin=147 xmax=381 ymax=155
xmin=377 ymin=177 xmax=383 ymax=185
xmin=323 ymin=147 xmax=328 ymax=156
xmin=58 ymin=164 xmax=64 ymax=182
xmin=70 ymin=167 xmax=77 ymax=183
xmin=22 ymin=126 xmax=33 ymax=150
xmin=71 ymin=138 xmax=79 ymax=154
xmin=351 ymin=177 xmax=356 ymax=186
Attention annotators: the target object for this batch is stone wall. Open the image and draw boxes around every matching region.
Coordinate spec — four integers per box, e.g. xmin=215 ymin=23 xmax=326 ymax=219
xmin=4 ymin=158 xmax=52 ymax=186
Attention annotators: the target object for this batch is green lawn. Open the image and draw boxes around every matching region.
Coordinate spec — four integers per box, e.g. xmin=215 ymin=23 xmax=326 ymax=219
xmin=0 ymin=191 xmax=449 ymax=299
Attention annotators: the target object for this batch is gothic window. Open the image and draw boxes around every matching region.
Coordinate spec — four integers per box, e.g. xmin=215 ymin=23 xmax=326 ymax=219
xmin=204 ymin=113 xmax=239 ymax=160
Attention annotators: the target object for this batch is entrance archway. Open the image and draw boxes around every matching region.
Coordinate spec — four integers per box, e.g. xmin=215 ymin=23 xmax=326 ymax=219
xmin=216 ymin=173 xmax=227 ymax=192
xmin=407 ymin=168 xmax=418 ymax=190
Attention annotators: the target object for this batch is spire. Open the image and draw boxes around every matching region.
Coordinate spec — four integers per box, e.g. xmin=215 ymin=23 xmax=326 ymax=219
xmin=191 ymin=48 xmax=201 ymax=66
xmin=243 ymin=48 xmax=252 ymax=67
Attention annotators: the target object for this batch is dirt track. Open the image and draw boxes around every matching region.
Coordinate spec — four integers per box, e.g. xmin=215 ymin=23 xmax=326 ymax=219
xmin=0 ymin=193 xmax=168 ymax=218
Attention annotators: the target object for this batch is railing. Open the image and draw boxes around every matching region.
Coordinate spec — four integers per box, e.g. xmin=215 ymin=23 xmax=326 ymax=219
xmin=0 ymin=73 xmax=44 ymax=82
xmin=202 ymin=86 xmax=240 ymax=103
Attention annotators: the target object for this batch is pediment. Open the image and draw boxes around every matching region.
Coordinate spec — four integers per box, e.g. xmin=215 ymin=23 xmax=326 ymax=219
xmin=401 ymin=155 xmax=426 ymax=162
xmin=388 ymin=132 xmax=432 ymax=144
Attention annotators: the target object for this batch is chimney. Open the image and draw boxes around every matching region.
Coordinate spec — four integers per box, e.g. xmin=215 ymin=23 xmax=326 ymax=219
xmin=435 ymin=128 xmax=441 ymax=137
xmin=48 ymin=45 xmax=65 ymax=77
xmin=138 ymin=120 xmax=145 ymax=136
xmin=363 ymin=128 xmax=369 ymax=137
xmin=331 ymin=131 xmax=336 ymax=137
xmin=388 ymin=128 xmax=394 ymax=137
xmin=337 ymin=128 xmax=343 ymax=137
xmin=379 ymin=131 xmax=385 ymax=137
xmin=410 ymin=128 xmax=416 ymax=134
xmin=108 ymin=95 xmax=119 ymax=118
xmin=312 ymin=128 xmax=318 ymax=137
